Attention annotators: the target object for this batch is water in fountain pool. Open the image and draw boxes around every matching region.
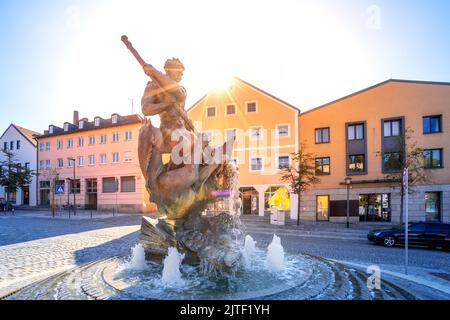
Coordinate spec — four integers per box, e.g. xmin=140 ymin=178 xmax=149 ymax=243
xmin=161 ymin=247 xmax=185 ymax=286
xmin=123 ymin=244 xmax=147 ymax=271
xmin=242 ymin=235 xmax=257 ymax=267
xmin=266 ymin=234 xmax=285 ymax=272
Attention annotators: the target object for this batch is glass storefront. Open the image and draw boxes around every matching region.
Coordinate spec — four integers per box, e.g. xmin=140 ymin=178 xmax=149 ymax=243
xmin=359 ymin=194 xmax=391 ymax=222
xmin=425 ymin=192 xmax=441 ymax=222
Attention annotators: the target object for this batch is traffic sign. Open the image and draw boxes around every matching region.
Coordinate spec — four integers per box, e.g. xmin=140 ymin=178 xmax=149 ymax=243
xmin=56 ymin=185 xmax=65 ymax=194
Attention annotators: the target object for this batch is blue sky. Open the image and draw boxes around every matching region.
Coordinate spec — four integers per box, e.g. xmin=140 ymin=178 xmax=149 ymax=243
xmin=1 ymin=0 xmax=450 ymax=134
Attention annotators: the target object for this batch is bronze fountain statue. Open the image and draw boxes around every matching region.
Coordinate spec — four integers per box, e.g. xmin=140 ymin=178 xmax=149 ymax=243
xmin=121 ymin=36 xmax=244 ymax=272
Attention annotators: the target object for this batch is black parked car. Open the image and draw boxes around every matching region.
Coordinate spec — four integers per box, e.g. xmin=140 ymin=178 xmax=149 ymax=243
xmin=368 ymin=222 xmax=450 ymax=250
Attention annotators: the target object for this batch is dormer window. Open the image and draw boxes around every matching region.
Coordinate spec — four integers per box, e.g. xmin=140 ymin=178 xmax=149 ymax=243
xmin=95 ymin=117 xmax=101 ymax=127
xmin=112 ymin=115 xmax=118 ymax=124
xmin=79 ymin=120 xmax=84 ymax=129
xmin=49 ymin=126 xmax=54 ymax=134
xmin=64 ymin=123 xmax=69 ymax=131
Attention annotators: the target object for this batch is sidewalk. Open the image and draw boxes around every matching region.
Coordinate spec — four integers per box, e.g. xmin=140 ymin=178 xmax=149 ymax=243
xmin=9 ymin=209 xmax=141 ymax=220
xmin=241 ymin=215 xmax=375 ymax=241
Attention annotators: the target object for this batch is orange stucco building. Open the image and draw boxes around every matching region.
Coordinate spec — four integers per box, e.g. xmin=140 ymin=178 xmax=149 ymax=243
xmin=299 ymin=79 xmax=450 ymax=223
xmin=187 ymin=77 xmax=300 ymax=218
xmin=189 ymin=78 xmax=450 ymax=224
xmin=35 ymin=111 xmax=155 ymax=213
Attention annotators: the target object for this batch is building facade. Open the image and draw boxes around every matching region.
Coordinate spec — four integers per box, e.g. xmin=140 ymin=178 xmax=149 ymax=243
xmin=187 ymin=77 xmax=300 ymax=218
xmin=0 ymin=124 xmax=39 ymax=206
xmin=299 ymin=80 xmax=450 ymax=223
xmin=36 ymin=111 xmax=155 ymax=213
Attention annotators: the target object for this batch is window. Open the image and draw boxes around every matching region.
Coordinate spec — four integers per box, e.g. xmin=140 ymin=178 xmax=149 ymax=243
xmin=250 ymin=127 xmax=263 ymax=140
xmin=226 ymin=104 xmax=236 ymax=115
xmin=112 ymin=132 xmax=120 ymax=142
xmin=207 ymin=107 xmax=216 ymax=117
xmin=39 ymin=143 xmax=44 ymax=151
xmin=100 ymin=134 xmax=107 ymax=144
xmin=78 ymin=156 xmax=84 ymax=167
xmin=349 ymin=154 xmax=365 ymax=173
xmin=277 ymin=125 xmax=289 ymax=137
xmin=246 ymin=102 xmax=257 ymax=113
xmin=88 ymin=155 xmax=95 ymax=166
xmin=124 ymin=152 xmax=132 ymax=162
xmin=316 ymin=157 xmax=330 ymax=175
xmin=423 ymin=115 xmax=442 ymax=134
xmin=225 ymin=129 xmax=236 ymax=141
xmin=348 ymin=124 xmax=364 ymax=140
xmin=57 ymin=140 xmax=63 ymax=149
xmin=40 ymin=181 xmax=51 ymax=189
xmin=25 ymin=162 xmax=30 ymax=171
xmin=278 ymin=156 xmax=290 ymax=169
xmin=317 ymin=195 xmax=329 ymax=221
xmin=16 ymin=140 xmax=20 ymax=150
xmin=49 ymin=126 xmax=54 ymax=134
xmin=384 ymin=119 xmax=401 ymax=137
xmin=64 ymin=123 xmax=69 ymax=131
xmin=112 ymin=153 xmax=120 ymax=163
xmin=39 ymin=160 xmax=44 ymax=170
xmin=46 ymin=160 xmax=51 ymax=169
xmin=423 ymin=149 xmax=443 ymax=169
xmin=125 ymin=131 xmax=132 ymax=141
xmin=112 ymin=115 xmax=118 ymax=124
xmin=95 ymin=117 xmax=100 ymax=126
xmin=69 ymin=179 xmax=80 ymax=194
xmin=89 ymin=135 xmax=95 ymax=145
xmin=67 ymin=139 xmax=73 ymax=148
xmin=102 ymin=177 xmax=117 ymax=193
xmin=57 ymin=159 xmax=64 ymax=168
xmin=45 ymin=142 xmax=50 ymax=151
xmin=425 ymin=192 xmax=441 ymax=222
xmin=67 ymin=158 xmax=74 ymax=168
xmin=315 ymin=128 xmax=330 ymax=144
xmin=86 ymin=179 xmax=97 ymax=193
xmin=100 ymin=154 xmax=107 ymax=164
xmin=250 ymin=157 xmax=263 ymax=171
xmin=79 ymin=120 xmax=84 ymax=129
xmin=78 ymin=137 xmax=84 ymax=147
xmin=121 ymin=176 xmax=136 ymax=192
xmin=10 ymin=141 xmax=14 ymax=150
xmin=383 ymin=152 xmax=402 ymax=171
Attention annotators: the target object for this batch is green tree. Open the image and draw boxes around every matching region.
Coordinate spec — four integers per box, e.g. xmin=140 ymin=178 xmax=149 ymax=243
xmin=379 ymin=127 xmax=429 ymax=223
xmin=280 ymin=142 xmax=320 ymax=225
xmin=0 ymin=149 xmax=35 ymax=203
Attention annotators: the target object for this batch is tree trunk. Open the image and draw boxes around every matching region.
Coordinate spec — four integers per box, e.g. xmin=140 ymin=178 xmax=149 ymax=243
xmin=297 ymin=193 xmax=301 ymax=226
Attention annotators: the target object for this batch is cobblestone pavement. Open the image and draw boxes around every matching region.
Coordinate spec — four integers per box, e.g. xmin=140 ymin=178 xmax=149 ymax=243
xmin=1 ymin=213 xmax=449 ymax=298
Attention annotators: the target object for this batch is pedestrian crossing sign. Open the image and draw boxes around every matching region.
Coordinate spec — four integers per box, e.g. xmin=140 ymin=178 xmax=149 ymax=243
xmin=56 ymin=185 xmax=65 ymax=194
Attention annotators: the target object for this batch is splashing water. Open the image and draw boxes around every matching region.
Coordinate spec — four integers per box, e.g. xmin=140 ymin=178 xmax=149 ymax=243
xmin=125 ymin=244 xmax=147 ymax=271
xmin=266 ymin=234 xmax=285 ymax=272
xmin=162 ymin=247 xmax=185 ymax=286
xmin=242 ymin=235 xmax=257 ymax=268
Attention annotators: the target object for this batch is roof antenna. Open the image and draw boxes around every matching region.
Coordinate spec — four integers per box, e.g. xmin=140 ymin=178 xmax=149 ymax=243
xmin=129 ymin=98 xmax=134 ymax=114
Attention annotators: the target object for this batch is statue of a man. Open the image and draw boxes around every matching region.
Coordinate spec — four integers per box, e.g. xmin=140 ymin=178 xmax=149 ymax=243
xmin=139 ymin=58 xmax=201 ymax=213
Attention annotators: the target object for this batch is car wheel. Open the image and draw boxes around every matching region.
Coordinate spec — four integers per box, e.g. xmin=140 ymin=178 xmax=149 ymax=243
xmin=383 ymin=236 xmax=396 ymax=247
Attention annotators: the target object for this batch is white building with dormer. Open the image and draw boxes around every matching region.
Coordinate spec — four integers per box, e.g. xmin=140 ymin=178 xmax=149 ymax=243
xmin=0 ymin=124 xmax=39 ymax=206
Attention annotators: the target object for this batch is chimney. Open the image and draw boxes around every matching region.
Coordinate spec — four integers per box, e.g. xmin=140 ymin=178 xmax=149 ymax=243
xmin=73 ymin=110 xmax=79 ymax=125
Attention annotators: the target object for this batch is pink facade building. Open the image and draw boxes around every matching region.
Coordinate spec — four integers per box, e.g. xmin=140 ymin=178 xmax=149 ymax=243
xmin=36 ymin=111 xmax=155 ymax=213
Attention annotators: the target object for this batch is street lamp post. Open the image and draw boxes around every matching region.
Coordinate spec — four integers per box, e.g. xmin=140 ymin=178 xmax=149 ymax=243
xmin=68 ymin=158 xmax=76 ymax=216
xmin=345 ymin=176 xmax=352 ymax=228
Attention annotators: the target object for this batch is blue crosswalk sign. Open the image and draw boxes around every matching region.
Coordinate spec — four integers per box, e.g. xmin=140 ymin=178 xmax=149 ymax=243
xmin=56 ymin=185 xmax=65 ymax=194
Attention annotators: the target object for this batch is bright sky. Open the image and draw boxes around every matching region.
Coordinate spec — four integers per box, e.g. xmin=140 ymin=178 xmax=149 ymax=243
xmin=1 ymin=0 xmax=450 ymax=133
